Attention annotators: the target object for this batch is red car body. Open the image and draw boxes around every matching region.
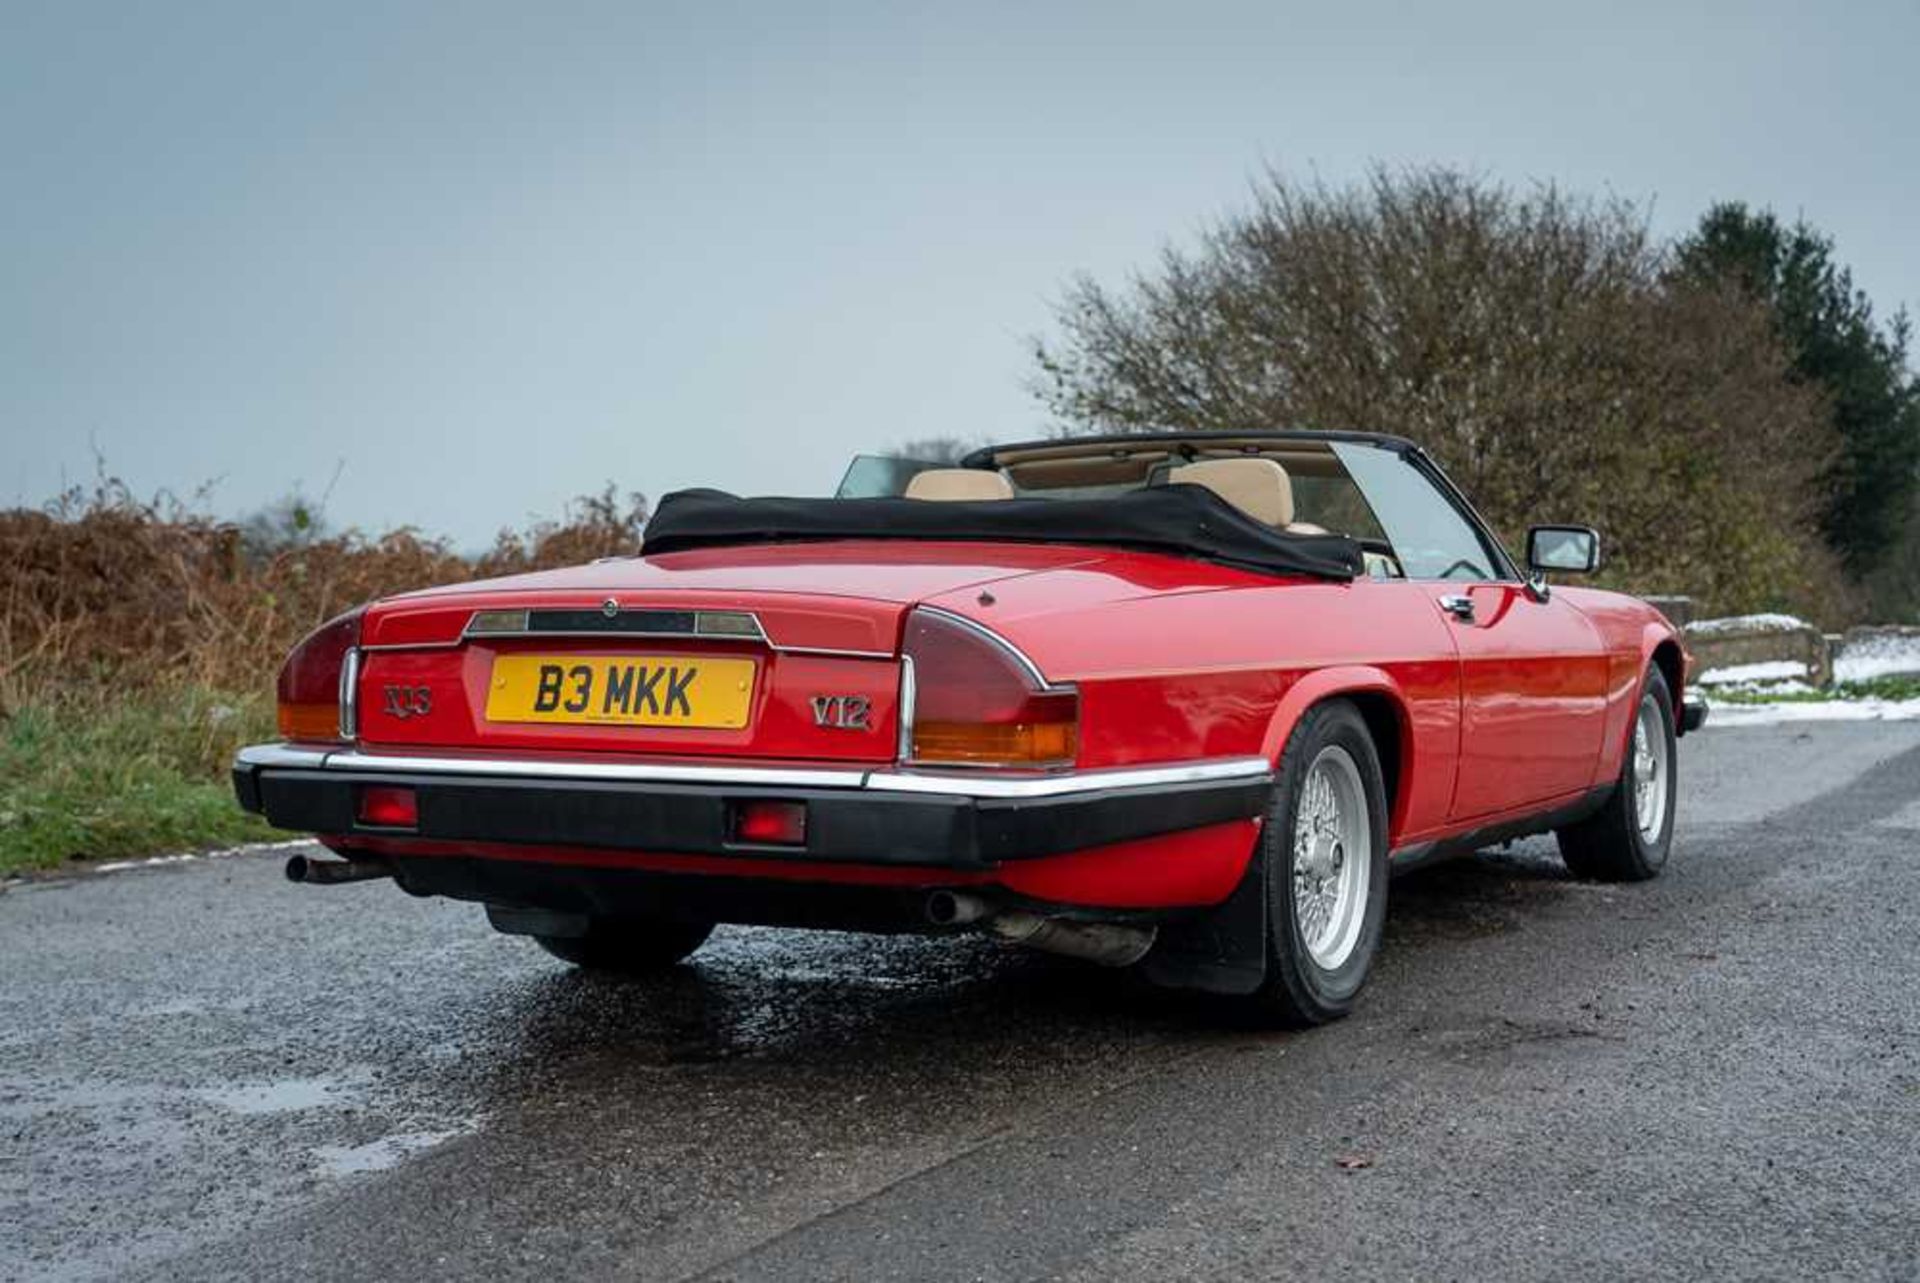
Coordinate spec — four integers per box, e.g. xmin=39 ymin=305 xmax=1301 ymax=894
xmin=235 ymin=431 xmax=1699 ymax=1005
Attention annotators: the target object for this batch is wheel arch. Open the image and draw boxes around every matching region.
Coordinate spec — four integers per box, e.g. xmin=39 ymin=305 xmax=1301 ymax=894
xmin=1649 ymin=635 xmax=1684 ymax=710
xmin=1260 ymin=667 xmax=1413 ymax=845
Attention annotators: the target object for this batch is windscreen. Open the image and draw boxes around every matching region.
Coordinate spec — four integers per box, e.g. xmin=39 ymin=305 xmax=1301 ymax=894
xmin=835 ymin=455 xmax=944 ymax=499
xmin=833 ymin=443 xmax=1388 ymax=543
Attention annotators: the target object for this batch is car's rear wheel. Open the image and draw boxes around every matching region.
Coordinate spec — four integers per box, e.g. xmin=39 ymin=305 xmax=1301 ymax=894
xmin=1556 ymin=664 xmax=1676 ymax=881
xmin=1251 ymin=699 xmax=1391 ymax=1026
xmin=534 ymin=915 xmax=715 ymax=974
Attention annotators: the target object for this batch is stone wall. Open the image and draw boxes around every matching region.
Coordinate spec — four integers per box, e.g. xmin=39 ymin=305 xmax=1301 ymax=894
xmin=1684 ymin=614 xmax=1832 ymax=688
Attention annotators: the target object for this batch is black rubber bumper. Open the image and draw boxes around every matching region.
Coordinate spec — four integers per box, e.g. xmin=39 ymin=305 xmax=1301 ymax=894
xmin=1680 ymin=696 xmax=1709 ymax=735
xmin=232 ymin=763 xmax=1272 ymax=870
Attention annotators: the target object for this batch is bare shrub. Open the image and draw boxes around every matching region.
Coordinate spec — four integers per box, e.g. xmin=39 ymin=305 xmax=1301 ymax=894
xmin=1035 ymin=166 xmax=1848 ymax=620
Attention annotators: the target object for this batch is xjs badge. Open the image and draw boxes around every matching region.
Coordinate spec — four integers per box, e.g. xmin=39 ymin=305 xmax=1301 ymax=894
xmin=382 ymin=685 xmax=432 ymax=719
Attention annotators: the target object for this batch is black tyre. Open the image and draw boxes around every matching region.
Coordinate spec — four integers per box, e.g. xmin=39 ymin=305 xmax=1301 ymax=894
xmin=1556 ymin=664 xmax=1676 ymax=882
xmin=535 ymin=915 xmax=714 ymax=974
xmin=1250 ymin=699 xmax=1391 ymax=1026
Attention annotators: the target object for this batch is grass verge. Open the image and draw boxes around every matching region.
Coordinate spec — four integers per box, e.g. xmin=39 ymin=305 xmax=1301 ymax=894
xmin=1 ymin=685 xmax=276 ymax=876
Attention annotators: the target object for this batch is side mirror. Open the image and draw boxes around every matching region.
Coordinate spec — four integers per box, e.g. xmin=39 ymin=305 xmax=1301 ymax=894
xmin=1527 ymin=525 xmax=1601 ymax=574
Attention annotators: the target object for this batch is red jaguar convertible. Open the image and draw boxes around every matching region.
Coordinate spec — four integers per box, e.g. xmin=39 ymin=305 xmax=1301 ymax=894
xmin=235 ymin=431 xmax=1703 ymax=1024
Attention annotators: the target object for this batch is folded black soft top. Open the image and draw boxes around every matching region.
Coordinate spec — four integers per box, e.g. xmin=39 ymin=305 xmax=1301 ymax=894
xmin=641 ymin=486 xmax=1363 ymax=581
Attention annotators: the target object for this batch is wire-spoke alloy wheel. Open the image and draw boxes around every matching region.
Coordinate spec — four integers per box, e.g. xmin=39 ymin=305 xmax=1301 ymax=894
xmin=1291 ymin=746 xmax=1372 ymax=971
xmin=1254 ymin=699 xmax=1391 ymax=1026
xmin=1630 ymin=695 xmax=1670 ymax=840
xmin=1557 ymin=663 xmax=1678 ymax=882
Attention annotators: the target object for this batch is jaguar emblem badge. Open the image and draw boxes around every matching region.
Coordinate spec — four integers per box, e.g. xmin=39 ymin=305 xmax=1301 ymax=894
xmin=601 ymin=597 xmax=620 ymax=618
xmin=810 ymin=695 xmax=871 ymax=730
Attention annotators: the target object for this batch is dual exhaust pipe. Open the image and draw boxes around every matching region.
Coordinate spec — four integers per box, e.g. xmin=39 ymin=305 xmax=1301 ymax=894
xmin=924 ymin=890 xmax=1156 ymax=968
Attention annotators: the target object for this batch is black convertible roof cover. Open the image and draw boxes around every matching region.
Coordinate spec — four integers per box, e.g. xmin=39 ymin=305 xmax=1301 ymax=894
xmin=642 ymin=486 xmax=1364 ymax=581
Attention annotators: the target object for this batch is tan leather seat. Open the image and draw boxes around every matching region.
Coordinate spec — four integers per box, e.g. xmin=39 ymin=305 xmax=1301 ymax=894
xmin=903 ymin=468 xmax=1015 ymax=501
xmin=1169 ymin=458 xmax=1295 ymax=527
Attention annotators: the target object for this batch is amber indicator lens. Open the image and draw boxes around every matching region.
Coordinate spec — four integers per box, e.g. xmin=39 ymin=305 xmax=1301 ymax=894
xmin=901 ymin=609 xmax=1078 ymax=768
xmin=356 ymin=785 xmax=418 ymax=830
xmin=730 ymin=799 xmax=807 ymax=846
xmin=275 ymin=606 xmax=366 ymax=744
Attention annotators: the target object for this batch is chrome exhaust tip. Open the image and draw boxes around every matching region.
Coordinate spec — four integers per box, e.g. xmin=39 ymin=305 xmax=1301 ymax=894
xmin=284 ymin=854 xmax=393 ymax=885
xmin=924 ymin=890 xmax=992 ymax=926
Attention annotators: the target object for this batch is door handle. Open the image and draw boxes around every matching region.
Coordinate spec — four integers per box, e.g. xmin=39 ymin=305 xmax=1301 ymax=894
xmin=1438 ymin=594 xmax=1475 ymax=623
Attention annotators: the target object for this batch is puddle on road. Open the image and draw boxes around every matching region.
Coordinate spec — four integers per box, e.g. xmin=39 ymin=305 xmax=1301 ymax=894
xmin=192 ymin=1067 xmax=375 ymax=1115
xmin=310 ymin=1123 xmax=478 ymax=1177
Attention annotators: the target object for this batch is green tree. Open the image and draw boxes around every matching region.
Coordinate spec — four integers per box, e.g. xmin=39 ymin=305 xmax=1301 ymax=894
xmin=1674 ymin=204 xmax=1920 ymax=588
xmin=1033 ymin=166 xmax=1846 ymax=618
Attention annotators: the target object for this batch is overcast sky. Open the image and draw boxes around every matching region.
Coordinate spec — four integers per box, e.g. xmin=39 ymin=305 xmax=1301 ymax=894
xmin=4 ymin=0 xmax=1915 ymax=547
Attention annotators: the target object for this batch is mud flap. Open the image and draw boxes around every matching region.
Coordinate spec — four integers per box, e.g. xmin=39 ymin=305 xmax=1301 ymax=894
xmin=1136 ymin=841 xmax=1270 ymax=995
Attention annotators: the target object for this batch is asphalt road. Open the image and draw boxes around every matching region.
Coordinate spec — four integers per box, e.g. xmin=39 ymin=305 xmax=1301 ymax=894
xmin=5 ymin=722 xmax=1920 ymax=1282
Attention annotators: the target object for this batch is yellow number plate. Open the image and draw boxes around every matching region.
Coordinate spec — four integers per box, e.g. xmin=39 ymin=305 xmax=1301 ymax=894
xmin=484 ymin=655 xmax=756 ymax=728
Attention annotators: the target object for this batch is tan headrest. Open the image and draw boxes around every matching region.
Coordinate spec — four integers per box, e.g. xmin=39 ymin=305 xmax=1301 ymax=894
xmin=1169 ymin=458 xmax=1294 ymax=527
xmin=903 ymin=468 xmax=1015 ymax=502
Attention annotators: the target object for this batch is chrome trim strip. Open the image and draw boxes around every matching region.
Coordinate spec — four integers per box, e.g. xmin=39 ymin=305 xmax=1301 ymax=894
xmin=864 ymin=756 xmax=1273 ymax=799
xmin=451 ymin=606 xmax=890 ymax=658
xmin=231 ymin=744 xmax=1274 ymax=800
xmin=365 ymin=640 xmax=891 ymax=657
xmin=357 ymin=641 xmax=464 ymax=653
xmin=896 ymin=654 xmax=917 ymax=761
xmin=235 ymin=744 xmax=333 ymax=769
xmin=912 ymin=604 xmax=1052 ymax=687
xmin=462 ymin=607 xmax=767 ymax=642
xmin=771 ymin=645 xmax=895 ymax=660
xmin=312 ymin=750 xmax=870 ymax=791
xmin=338 ymin=648 xmax=361 ymax=741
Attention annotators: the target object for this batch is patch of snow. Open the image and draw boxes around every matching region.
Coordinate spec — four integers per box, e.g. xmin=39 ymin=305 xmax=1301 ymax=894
xmin=1701 ymin=699 xmax=1920 ymax=727
xmin=1834 ymin=635 xmax=1920 ymax=683
xmin=1686 ymin=613 xmax=1811 ymax=636
xmin=1698 ymin=660 xmax=1809 ymax=686
xmin=1710 ymin=679 xmax=1820 ymax=699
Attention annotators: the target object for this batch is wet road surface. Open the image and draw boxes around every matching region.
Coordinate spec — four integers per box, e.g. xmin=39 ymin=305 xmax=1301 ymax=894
xmin=4 ymin=721 xmax=1919 ymax=1280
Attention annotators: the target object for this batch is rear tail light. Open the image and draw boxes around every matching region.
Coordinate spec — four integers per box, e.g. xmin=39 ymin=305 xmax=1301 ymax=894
xmin=276 ymin=606 xmax=366 ymax=743
xmin=900 ymin=608 xmax=1078 ymax=768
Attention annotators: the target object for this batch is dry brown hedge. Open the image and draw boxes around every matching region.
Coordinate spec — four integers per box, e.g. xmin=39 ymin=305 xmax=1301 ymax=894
xmin=0 ymin=481 xmax=647 ymax=709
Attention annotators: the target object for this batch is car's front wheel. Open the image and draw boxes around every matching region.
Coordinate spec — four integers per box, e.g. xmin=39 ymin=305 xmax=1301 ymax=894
xmin=1556 ymin=663 xmax=1677 ymax=881
xmin=534 ymin=915 xmax=715 ymax=974
xmin=1251 ymin=699 xmax=1391 ymax=1026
